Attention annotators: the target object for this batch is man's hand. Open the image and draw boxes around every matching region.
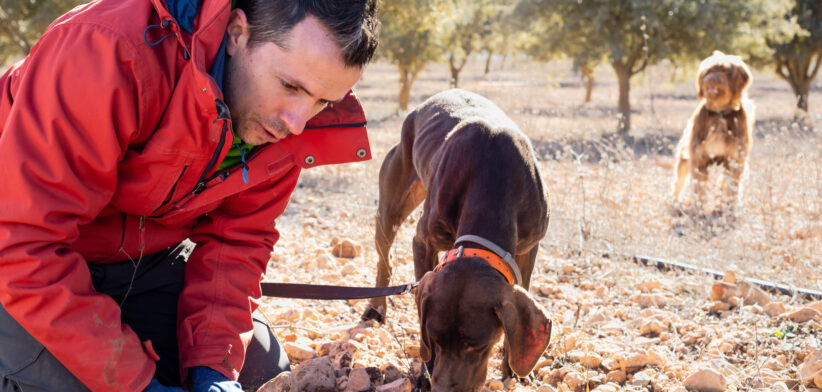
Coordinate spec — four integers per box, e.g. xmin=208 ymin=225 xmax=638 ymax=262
xmin=190 ymin=366 xmax=244 ymax=392
xmin=143 ymin=378 xmax=187 ymax=392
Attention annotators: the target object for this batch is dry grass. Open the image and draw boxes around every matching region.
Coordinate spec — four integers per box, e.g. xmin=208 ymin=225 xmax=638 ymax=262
xmin=260 ymin=58 xmax=822 ymax=391
xmin=352 ymin=58 xmax=822 ymax=292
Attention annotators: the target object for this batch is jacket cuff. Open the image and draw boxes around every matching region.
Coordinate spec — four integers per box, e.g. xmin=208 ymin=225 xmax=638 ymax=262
xmin=179 ymin=344 xmax=240 ymax=382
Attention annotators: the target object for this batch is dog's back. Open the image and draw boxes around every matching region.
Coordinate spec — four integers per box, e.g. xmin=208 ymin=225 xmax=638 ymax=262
xmin=403 ymin=89 xmax=548 ymax=257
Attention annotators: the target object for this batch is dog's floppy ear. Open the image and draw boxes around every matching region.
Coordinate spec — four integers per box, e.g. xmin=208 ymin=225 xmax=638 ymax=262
xmin=696 ymin=70 xmax=706 ymax=99
xmin=729 ymin=63 xmax=751 ymax=106
xmin=415 ymin=271 xmax=435 ymax=362
xmin=495 ymin=286 xmax=552 ymax=377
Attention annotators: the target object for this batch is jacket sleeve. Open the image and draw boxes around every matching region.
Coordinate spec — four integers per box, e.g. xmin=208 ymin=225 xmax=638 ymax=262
xmin=0 ymin=24 xmax=155 ymax=392
xmin=178 ymin=164 xmax=302 ymax=380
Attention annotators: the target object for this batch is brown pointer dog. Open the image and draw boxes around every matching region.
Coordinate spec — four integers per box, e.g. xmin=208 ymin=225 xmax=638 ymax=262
xmin=672 ymin=51 xmax=754 ymax=213
xmin=362 ymin=89 xmax=551 ymax=390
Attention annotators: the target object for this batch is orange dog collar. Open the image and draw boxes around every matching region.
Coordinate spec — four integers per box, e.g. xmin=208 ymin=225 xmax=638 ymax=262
xmin=435 ymin=246 xmax=516 ymax=285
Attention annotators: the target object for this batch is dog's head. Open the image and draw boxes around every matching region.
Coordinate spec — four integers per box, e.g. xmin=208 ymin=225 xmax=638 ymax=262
xmin=414 ymin=259 xmax=552 ymax=391
xmin=696 ymin=51 xmax=752 ymax=112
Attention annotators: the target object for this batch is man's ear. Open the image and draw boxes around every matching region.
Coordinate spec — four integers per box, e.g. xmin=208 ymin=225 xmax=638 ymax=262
xmin=415 ymin=272 xmax=435 ymax=362
xmin=225 ymin=8 xmax=249 ymax=56
xmin=495 ymin=286 xmax=552 ymax=378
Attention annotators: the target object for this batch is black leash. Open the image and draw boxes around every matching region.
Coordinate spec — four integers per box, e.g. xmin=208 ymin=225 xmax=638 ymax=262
xmin=260 ymin=281 xmax=418 ymax=300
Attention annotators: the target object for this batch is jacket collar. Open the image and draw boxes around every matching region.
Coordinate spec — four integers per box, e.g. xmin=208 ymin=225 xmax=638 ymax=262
xmin=166 ymin=0 xmax=199 ymax=33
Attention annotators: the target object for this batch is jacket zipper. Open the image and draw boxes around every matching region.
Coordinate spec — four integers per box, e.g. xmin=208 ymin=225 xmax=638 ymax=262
xmin=189 ymin=100 xmax=231 ymax=195
xmin=150 ymin=165 xmax=188 ymax=215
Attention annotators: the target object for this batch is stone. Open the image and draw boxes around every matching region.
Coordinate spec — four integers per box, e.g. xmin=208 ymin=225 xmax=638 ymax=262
xmin=375 ymin=378 xmax=413 ymax=392
xmin=639 ymin=319 xmax=668 ymax=336
xmin=294 ymin=357 xmax=337 ymax=392
xmin=601 ymin=357 xmax=620 ymax=371
xmin=613 ymin=351 xmax=649 ymax=372
xmin=636 ymin=278 xmax=666 ymax=292
xmin=605 ymin=370 xmax=626 ymax=384
xmin=283 ymin=342 xmax=316 ymax=360
xmin=345 ymin=368 xmax=371 ymax=392
xmin=785 ymin=307 xmax=822 ymax=323
xmin=404 ymin=343 xmax=421 ymax=358
xmin=331 ymin=237 xmax=362 ymax=258
xmin=318 ymin=342 xmax=357 ymax=368
xmin=382 ymin=364 xmax=404 ymax=384
xmin=683 ymin=368 xmax=727 ymax=392
xmin=568 ymin=350 xmax=603 ymax=368
xmin=705 ymin=301 xmax=732 ymax=312
xmin=629 ymin=371 xmax=651 ymax=387
xmin=709 ymin=281 xmax=737 ymax=302
xmin=800 ymin=349 xmax=822 ymax=386
xmin=764 ymin=302 xmax=787 ymax=317
xmin=487 ymin=380 xmax=504 ymax=390
xmin=735 ymin=281 xmax=771 ymax=306
xmin=503 ymin=377 xmax=517 ymax=389
xmin=646 ymin=347 xmax=668 ymax=368
xmin=563 ymin=371 xmax=585 ymax=391
xmin=632 ymin=293 xmax=673 ymax=308
xmin=256 ymin=371 xmax=298 ymax=392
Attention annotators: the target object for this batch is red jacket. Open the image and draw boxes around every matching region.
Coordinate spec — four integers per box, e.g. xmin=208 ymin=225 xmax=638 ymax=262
xmin=0 ymin=0 xmax=370 ymax=390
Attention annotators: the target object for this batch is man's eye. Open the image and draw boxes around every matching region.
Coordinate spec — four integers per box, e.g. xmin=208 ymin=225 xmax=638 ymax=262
xmin=282 ymin=81 xmax=297 ymax=91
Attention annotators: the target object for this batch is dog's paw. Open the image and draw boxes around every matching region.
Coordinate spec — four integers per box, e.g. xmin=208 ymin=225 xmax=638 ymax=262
xmin=360 ymin=306 xmax=385 ymax=324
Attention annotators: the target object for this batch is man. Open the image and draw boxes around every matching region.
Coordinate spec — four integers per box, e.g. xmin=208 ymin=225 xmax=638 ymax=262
xmin=0 ymin=0 xmax=378 ymax=391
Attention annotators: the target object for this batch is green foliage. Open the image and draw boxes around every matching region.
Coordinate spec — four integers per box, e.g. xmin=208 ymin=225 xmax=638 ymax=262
xmin=770 ymin=322 xmax=799 ymax=339
xmin=377 ymin=0 xmax=447 ymax=74
xmin=0 ymin=0 xmax=84 ymax=66
xmin=377 ymin=0 xmax=451 ymax=108
xmin=440 ymin=0 xmax=516 ymax=81
xmin=761 ymin=0 xmax=822 ymax=111
xmin=513 ymin=0 xmax=795 ymax=132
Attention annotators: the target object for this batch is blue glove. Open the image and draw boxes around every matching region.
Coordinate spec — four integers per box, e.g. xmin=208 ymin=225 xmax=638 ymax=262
xmin=143 ymin=377 xmax=187 ymax=392
xmin=190 ymin=366 xmax=243 ymax=392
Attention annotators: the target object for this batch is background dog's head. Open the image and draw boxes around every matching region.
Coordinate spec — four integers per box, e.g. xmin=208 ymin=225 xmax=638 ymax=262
xmin=414 ymin=259 xmax=551 ymax=391
xmin=696 ymin=50 xmax=752 ymax=112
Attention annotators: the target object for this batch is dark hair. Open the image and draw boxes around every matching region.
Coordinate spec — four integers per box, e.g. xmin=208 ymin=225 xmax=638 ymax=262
xmin=234 ymin=0 xmax=379 ymax=68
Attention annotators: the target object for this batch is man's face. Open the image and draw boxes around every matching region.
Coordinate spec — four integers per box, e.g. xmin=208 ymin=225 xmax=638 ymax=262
xmin=223 ymin=11 xmax=363 ymax=145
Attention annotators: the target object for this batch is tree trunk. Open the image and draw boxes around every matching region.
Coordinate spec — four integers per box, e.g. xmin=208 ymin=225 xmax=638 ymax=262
xmin=398 ymin=66 xmax=413 ymax=110
xmin=500 ymin=53 xmax=508 ymax=70
xmin=484 ymin=51 xmax=493 ymax=75
xmin=775 ymin=51 xmax=821 ymax=112
xmin=581 ymin=65 xmax=594 ymax=103
xmin=795 ymin=84 xmax=810 ymax=112
xmin=448 ymin=54 xmax=468 ymax=89
xmin=612 ymin=62 xmax=632 ymax=134
xmin=449 ymin=60 xmax=460 ymax=88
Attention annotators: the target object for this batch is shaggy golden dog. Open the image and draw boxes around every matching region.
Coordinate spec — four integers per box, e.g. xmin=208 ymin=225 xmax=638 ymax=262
xmin=672 ymin=51 xmax=755 ymax=212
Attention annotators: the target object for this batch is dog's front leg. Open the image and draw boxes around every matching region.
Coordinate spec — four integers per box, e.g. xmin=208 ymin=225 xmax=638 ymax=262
xmin=720 ymin=158 xmax=745 ymax=215
xmin=365 ymin=146 xmax=425 ymax=323
xmin=692 ymin=169 xmax=708 ymax=211
xmin=412 ymin=234 xmax=438 ymax=281
xmin=672 ymin=156 xmax=690 ymax=204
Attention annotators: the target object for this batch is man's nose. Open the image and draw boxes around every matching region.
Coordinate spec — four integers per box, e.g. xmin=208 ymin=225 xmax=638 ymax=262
xmin=280 ymin=102 xmax=314 ymax=136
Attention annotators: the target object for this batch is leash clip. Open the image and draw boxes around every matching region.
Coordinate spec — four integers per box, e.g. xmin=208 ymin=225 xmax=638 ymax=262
xmin=455 ymin=245 xmax=464 ymax=258
xmin=401 ymin=281 xmax=419 ymax=295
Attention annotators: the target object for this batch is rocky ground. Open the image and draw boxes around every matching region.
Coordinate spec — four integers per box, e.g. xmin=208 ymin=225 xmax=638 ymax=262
xmin=254 ymin=60 xmax=822 ymax=391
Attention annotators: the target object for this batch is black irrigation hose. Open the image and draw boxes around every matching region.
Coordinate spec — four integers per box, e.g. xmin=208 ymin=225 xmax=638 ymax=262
xmin=544 ymin=243 xmax=822 ymax=301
